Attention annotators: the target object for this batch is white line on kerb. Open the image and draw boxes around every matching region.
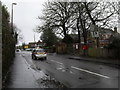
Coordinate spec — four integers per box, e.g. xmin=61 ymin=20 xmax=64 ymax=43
xmin=71 ymin=66 xmax=110 ymax=79
xmin=50 ymin=60 xmax=63 ymax=65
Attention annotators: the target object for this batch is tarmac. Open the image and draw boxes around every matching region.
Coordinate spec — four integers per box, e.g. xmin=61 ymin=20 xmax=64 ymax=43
xmin=68 ymin=55 xmax=120 ymax=68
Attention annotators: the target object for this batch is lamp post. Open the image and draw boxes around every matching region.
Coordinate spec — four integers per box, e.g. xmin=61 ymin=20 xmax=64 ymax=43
xmin=11 ymin=3 xmax=17 ymax=35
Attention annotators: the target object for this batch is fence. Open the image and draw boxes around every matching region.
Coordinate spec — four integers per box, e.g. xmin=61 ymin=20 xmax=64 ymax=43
xmin=56 ymin=43 xmax=120 ymax=59
xmin=88 ymin=48 xmax=120 ymax=59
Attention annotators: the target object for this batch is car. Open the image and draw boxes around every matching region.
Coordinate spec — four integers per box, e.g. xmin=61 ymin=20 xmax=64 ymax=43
xmin=16 ymin=49 xmax=21 ymax=52
xmin=31 ymin=48 xmax=47 ymax=60
xmin=26 ymin=48 xmax=32 ymax=51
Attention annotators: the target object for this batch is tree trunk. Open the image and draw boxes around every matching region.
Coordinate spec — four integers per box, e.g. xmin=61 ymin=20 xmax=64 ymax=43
xmin=77 ymin=18 xmax=81 ymax=44
xmin=62 ymin=24 xmax=67 ymax=37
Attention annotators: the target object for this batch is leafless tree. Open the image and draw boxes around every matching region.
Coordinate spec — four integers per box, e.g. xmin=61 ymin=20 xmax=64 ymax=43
xmin=37 ymin=1 xmax=118 ymax=45
xmin=84 ymin=2 xmax=118 ymax=28
xmin=38 ymin=2 xmax=76 ymax=38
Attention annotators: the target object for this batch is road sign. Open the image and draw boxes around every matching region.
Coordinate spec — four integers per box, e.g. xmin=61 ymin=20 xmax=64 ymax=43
xmin=91 ymin=31 xmax=99 ymax=37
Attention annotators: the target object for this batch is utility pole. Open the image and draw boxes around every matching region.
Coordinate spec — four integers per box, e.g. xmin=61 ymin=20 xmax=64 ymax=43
xmin=34 ymin=33 xmax=35 ymax=42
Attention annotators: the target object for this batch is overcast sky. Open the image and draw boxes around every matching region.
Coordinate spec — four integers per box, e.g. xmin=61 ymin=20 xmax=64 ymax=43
xmin=1 ymin=0 xmax=48 ymax=45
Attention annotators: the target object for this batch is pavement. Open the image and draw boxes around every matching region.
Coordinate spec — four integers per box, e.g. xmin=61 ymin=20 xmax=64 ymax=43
xmin=6 ymin=53 xmax=42 ymax=88
xmin=68 ymin=55 xmax=120 ymax=67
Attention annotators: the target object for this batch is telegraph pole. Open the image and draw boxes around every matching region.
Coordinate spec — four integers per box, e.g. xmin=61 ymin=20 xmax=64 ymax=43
xmin=34 ymin=33 xmax=35 ymax=42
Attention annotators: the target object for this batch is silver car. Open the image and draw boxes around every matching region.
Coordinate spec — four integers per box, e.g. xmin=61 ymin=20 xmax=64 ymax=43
xmin=31 ymin=49 xmax=47 ymax=60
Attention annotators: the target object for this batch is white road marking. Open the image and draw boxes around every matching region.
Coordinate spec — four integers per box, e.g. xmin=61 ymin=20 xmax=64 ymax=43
xmin=56 ymin=68 xmax=63 ymax=70
xmin=62 ymin=70 xmax=65 ymax=72
xmin=70 ymin=71 xmax=73 ymax=74
xmin=59 ymin=65 xmax=65 ymax=68
xmin=71 ymin=66 xmax=110 ymax=79
xmin=50 ymin=60 xmax=63 ymax=65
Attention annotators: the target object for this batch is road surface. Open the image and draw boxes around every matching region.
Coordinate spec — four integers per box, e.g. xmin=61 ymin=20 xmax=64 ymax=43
xmin=7 ymin=51 xmax=120 ymax=88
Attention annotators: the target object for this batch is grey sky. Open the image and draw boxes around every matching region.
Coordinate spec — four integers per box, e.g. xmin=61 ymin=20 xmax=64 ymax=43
xmin=1 ymin=0 xmax=48 ymax=45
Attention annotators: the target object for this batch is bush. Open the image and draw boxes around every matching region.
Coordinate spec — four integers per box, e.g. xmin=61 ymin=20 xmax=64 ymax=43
xmin=2 ymin=5 xmax=16 ymax=86
xmin=62 ymin=35 xmax=73 ymax=44
xmin=107 ymin=37 xmax=120 ymax=59
xmin=108 ymin=37 xmax=120 ymax=49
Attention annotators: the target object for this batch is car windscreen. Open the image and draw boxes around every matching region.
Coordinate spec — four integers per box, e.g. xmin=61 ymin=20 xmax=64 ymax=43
xmin=36 ymin=49 xmax=45 ymax=52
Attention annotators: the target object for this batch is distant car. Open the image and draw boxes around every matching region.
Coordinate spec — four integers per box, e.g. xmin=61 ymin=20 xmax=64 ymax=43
xmin=31 ymin=49 xmax=47 ymax=60
xmin=16 ymin=49 xmax=21 ymax=52
xmin=26 ymin=48 xmax=33 ymax=51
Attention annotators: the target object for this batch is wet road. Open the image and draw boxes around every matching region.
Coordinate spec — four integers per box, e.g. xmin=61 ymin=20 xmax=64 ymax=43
xmin=7 ymin=51 xmax=120 ymax=88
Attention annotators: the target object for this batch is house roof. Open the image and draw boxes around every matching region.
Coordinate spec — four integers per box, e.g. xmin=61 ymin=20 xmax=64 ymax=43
xmin=99 ymin=27 xmax=114 ymax=34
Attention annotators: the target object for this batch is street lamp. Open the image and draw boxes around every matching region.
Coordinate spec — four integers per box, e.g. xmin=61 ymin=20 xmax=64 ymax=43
xmin=11 ymin=3 xmax=17 ymax=35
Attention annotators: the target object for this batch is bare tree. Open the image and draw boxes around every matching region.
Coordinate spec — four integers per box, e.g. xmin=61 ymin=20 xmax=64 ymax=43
xmin=38 ymin=2 xmax=76 ymax=40
xmin=37 ymin=1 xmax=118 ymax=46
xmin=84 ymin=2 xmax=118 ymax=28
xmin=82 ymin=2 xmax=118 ymax=47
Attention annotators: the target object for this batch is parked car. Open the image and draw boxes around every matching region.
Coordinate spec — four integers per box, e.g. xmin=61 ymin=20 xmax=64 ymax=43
xmin=16 ymin=49 xmax=21 ymax=52
xmin=26 ymin=48 xmax=33 ymax=51
xmin=31 ymin=48 xmax=47 ymax=60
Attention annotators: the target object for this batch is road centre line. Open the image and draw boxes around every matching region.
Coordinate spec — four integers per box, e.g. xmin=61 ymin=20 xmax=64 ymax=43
xmin=71 ymin=66 xmax=110 ymax=79
xmin=50 ymin=60 xmax=63 ymax=65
